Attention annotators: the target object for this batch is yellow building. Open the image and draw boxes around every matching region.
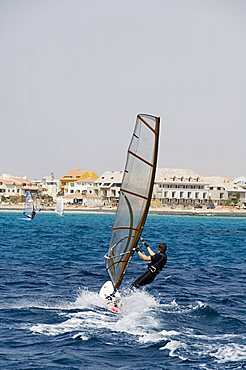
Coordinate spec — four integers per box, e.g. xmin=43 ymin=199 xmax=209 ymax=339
xmin=60 ymin=168 xmax=98 ymax=192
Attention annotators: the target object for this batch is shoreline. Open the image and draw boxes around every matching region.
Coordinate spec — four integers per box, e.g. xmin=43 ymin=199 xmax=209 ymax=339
xmin=1 ymin=205 xmax=246 ymax=217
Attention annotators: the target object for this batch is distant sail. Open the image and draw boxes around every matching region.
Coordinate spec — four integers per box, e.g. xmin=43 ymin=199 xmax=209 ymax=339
xmin=35 ymin=198 xmax=41 ymax=212
xmin=55 ymin=197 xmax=64 ymax=216
xmin=23 ymin=191 xmax=35 ymax=219
xmin=105 ymin=114 xmax=160 ymax=290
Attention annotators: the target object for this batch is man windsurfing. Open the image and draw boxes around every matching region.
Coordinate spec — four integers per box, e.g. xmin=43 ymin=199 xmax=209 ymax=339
xmin=131 ymin=240 xmax=167 ymax=289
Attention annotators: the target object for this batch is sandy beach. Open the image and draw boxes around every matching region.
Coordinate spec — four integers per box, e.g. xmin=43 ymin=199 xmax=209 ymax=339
xmin=1 ymin=204 xmax=246 ymax=217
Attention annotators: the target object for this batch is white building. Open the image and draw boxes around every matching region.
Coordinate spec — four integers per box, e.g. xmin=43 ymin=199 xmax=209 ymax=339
xmin=0 ymin=174 xmax=38 ymax=201
xmin=95 ymin=171 xmax=123 ymax=206
xmin=202 ymin=176 xmax=246 ymax=206
xmin=63 ymin=178 xmax=101 ymax=205
xmin=65 ymin=178 xmax=98 ymax=197
xmin=154 ymin=168 xmax=209 ymax=206
xmin=40 ymin=174 xmax=61 ymax=199
xmin=95 ymin=168 xmax=246 ymax=208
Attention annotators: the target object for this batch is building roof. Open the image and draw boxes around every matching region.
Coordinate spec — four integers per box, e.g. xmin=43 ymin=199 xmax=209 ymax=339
xmin=60 ymin=169 xmax=98 ymax=182
xmin=234 ymin=176 xmax=246 ymax=184
xmin=202 ymin=176 xmax=234 ymax=184
xmin=155 ymin=168 xmax=205 ymax=183
xmin=96 ymin=171 xmax=124 ymax=184
xmin=0 ymin=176 xmax=34 ymax=186
xmin=0 ymin=177 xmax=16 ymax=185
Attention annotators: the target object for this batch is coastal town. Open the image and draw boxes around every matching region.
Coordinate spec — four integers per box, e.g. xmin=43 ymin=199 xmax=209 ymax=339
xmin=0 ymin=167 xmax=246 ymax=215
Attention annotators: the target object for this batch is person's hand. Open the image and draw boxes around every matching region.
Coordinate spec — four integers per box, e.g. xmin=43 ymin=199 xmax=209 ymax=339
xmin=140 ymin=237 xmax=149 ymax=248
xmin=135 ymin=246 xmax=141 ymax=253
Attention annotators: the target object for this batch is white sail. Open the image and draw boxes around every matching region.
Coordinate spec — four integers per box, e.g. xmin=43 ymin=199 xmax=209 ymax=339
xmin=23 ymin=191 xmax=35 ymax=219
xmin=105 ymin=114 xmax=160 ymax=290
xmin=55 ymin=197 xmax=64 ymax=216
xmin=35 ymin=198 xmax=41 ymax=212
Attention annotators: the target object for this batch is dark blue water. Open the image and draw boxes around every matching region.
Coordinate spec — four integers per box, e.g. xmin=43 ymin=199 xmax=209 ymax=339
xmin=0 ymin=212 xmax=245 ymax=369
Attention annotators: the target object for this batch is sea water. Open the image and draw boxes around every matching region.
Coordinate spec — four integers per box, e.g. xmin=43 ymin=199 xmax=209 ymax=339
xmin=0 ymin=212 xmax=245 ymax=369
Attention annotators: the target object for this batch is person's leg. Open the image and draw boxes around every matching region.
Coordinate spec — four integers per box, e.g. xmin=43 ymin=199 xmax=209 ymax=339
xmin=131 ymin=270 xmax=155 ymax=289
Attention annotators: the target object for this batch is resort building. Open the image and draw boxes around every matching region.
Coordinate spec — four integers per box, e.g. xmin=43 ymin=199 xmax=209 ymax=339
xmin=201 ymin=176 xmax=245 ymax=206
xmin=60 ymin=169 xmax=98 ymax=190
xmin=0 ymin=174 xmax=38 ymax=202
xmin=154 ymin=168 xmax=209 ymax=207
xmin=40 ymin=174 xmax=61 ymax=199
xmin=96 ymin=168 xmax=209 ymax=207
xmin=60 ymin=168 xmax=100 ymax=205
xmin=234 ymin=177 xmax=246 ymax=206
xmin=95 ymin=171 xmax=123 ymax=206
xmin=94 ymin=169 xmax=246 ymax=208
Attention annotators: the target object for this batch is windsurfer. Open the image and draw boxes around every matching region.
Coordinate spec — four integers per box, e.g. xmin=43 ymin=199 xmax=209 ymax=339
xmin=131 ymin=240 xmax=167 ymax=289
xmin=31 ymin=207 xmax=36 ymax=220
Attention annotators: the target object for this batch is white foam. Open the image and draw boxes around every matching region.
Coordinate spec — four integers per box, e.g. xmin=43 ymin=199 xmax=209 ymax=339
xmin=72 ymin=333 xmax=90 ymax=340
xmin=160 ymin=340 xmax=188 ymax=358
xmin=157 ymin=299 xmax=208 ymax=315
xmin=139 ymin=329 xmax=180 ymax=344
xmin=187 ymin=332 xmax=241 ymax=341
xmin=211 ymin=344 xmax=246 ymax=363
xmin=159 ymin=299 xmax=179 ymax=310
xmin=74 ymin=288 xmax=105 ymax=308
xmin=29 ymin=289 xmax=164 ymax=339
xmin=31 ymin=317 xmax=84 ymax=336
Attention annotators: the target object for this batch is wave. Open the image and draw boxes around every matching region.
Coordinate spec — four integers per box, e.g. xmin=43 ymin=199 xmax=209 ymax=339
xmin=29 ymin=289 xmax=162 ymax=337
xmin=9 ymin=289 xmax=243 ymax=367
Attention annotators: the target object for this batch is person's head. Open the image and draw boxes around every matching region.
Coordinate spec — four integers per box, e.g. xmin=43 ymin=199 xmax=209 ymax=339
xmin=158 ymin=243 xmax=167 ymax=253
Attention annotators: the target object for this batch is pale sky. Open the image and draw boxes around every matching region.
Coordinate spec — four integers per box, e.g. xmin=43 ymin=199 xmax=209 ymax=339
xmin=1 ymin=0 xmax=245 ymax=180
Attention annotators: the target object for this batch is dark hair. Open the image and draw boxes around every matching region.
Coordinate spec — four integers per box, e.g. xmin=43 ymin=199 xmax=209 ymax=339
xmin=158 ymin=243 xmax=167 ymax=253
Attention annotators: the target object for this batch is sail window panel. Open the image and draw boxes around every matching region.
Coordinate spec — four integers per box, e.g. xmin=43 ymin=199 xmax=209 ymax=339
xmin=107 ymin=227 xmax=134 ymax=284
xmin=113 ymin=192 xmax=147 ymax=230
xmin=24 ymin=201 xmax=34 ymax=216
xmin=107 ymin=193 xmax=148 ymax=284
xmin=139 ymin=114 xmax=158 ymax=131
xmin=129 ymin=118 xmax=156 ymax=165
xmin=123 ymin=153 xmax=153 ymax=199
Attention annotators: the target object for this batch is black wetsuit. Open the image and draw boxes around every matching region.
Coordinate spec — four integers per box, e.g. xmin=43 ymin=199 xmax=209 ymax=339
xmin=131 ymin=252 xmax=167 ymax=289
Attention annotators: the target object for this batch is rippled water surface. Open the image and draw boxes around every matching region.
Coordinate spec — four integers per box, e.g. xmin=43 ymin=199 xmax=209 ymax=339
xmin=0 ymin=212 xmax=245 ymax=369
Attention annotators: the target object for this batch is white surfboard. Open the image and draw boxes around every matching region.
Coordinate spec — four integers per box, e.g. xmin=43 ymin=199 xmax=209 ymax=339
xmin=99 ymin=281 xmax=121 ymax=313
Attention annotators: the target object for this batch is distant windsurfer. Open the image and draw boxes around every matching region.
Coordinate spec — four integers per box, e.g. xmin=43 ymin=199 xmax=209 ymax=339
xmin=31 ymin=207 xmax=36 ymax=220
xmin=131 ymin=240 xmax=167 ymax=289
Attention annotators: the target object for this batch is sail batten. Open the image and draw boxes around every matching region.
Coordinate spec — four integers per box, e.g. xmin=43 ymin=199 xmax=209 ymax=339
xmin=113 ymin=226 xmax=140 ymax=231
xmin=105 ymin=114 xmax=160 ymax=290
xmin=128 ymin=149 xmax=154 ymax=167
xmin=138 ymin=115 xmax=157 ymax=133
xmin=120 ymin=188 xmax=148 ymax=200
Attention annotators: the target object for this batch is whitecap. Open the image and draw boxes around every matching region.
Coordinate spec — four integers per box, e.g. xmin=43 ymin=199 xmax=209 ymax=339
xmin=72 ymin=333 xmax=90 ymax=340
xmin=211 ymin=343 xmax=246 ymax=363
xmin=160 ymin=339 xmax=188 ymax=359
xmin=29 ymin=289 xmax=163 ymax=339
xmin=31 ymin=317 xmax=84 ymax=336
xmin=139 ymin=329 xmax=180 ymax=344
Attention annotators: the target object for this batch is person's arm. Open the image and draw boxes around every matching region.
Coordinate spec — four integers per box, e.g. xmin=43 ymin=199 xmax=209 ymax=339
xmin=137 ymin=250 xmax=151 ymax=261
xmin=143 ymin=242 xmax=155 ymax=256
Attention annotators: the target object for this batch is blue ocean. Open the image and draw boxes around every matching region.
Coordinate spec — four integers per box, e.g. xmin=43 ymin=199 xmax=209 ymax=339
xmin=0 ymin=212 xmax=245 ymax=369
